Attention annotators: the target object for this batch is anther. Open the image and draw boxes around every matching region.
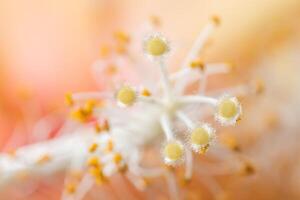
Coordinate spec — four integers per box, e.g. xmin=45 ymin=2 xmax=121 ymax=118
xmin=211 ymin=15 xmax=221 ymax=26
xmin=87 ymin=156 xmax=101 ymax=168
xmin=190 ymin=59 xmax=205 ymax=71
xmin=88 ymin=143 xmax=98 ymax=153
xmin=65 ymin=183 xmax=77 ymax=194
xmin=113 ymin=153 xmax=123 ymax=164
xmin=141 ymin=88 xmax=152 ymax=96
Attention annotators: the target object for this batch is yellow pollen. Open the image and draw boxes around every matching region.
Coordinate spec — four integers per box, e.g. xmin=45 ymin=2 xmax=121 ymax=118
xmin=113 ymin=153 xmax=123 ymax=164
xmin=141 ymin=88 xmax=152 ymax=96
xmin=218 ymin=99 xmax=238 ymax=119
xmin=89 ymin=143 xmax=98 ymax=153
xmin=89 ymin=167 xmax=107 ymax=184
xmin=117 ymin=86 xmax=136 ymax=106
xmin=87 ymin=156 xmax=101 ymax=168
xmin=190 ymin=60 xmax=205 ymax=71
xmin=84 ymin=100 xmax=96 ymax=114
xmin=66 ymin=183 xmax=77 ymax=194
xmin=164 ymin=142 xmax=183 ymax=161
xmin=70 ymin=108 xmax=89 ymax=122
xmin=145 ymin=37 xmax=167 ymax=56
xmin=211 ymin=15 xmax=221 ymax=26
xmin=191 ymin=127 xmax=210 ymax=145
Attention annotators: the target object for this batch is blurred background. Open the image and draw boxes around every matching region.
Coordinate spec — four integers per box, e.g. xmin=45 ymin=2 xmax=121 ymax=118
xmin=0 ymin=0 xmax=300 ymax=199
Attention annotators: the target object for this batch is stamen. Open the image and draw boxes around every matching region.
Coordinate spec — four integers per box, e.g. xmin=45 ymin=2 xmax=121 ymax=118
xmin=206 ymin=63 xmax=234 ymax=75
xmin=179 ymin=95 xmax=218 ymax=106
xmin=159 ymin=59 xmax=172 ymax=98
xmin=184 ymin=149 xmax=193 ymax=181
xmin=181 ymin=16 xmax=220 ymax=69
xmin=160 ymin=114 xmax=174 ymax=140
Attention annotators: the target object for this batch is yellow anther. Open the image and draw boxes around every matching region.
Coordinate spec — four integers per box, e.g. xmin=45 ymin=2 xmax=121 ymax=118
xmin=65 ymin=93 xmax=74 ymax=107
xmin=211 ymin=15 xmax=221 ymax=26
xmin=116 ymin=86 xmax=136 ymax=106
xmin=89 ymin=167 xmax=107 ymax=184
xmin=141 ymin=88 xmax=152 ymax=96
xmin=70 ymin=100 xmax=97 ymax=122
xmin=36 ymin=154 xmax=51 ymax=165
xmin=114 ymin=31 xmax=130 ymax=44
xmin=163 ymin=142 xmax=184 ymax=162
xmin=87 ymin=156 xmax=101 ymax=168
xmin=66 ymin=183 xmax=77 ymax=194
xmin=106 ymin=139 xmax=114 ymax=152
xmin=113 ymin=153 xmax=123 ymax=164
xmin=218 ymin=99 xmax=238 ymax=119
xmin=70 ymin=108 xmax=89 ymax=122
xmin=89 ymin=143 xmax=98 ymax=153
xmin=191 ymin=127 xmax=210 ymax=146
xmin=145 ymin=36 xmax=168 ymax=56
xmin=199 ymin=144 xmax=210 ymax=154
xmin=190 ymin=60 xmax=205 ymax=71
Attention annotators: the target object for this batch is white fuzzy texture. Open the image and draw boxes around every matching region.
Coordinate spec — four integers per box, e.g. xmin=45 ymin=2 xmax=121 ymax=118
xmin=0 ymin=18 xmax=243 ymax=200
